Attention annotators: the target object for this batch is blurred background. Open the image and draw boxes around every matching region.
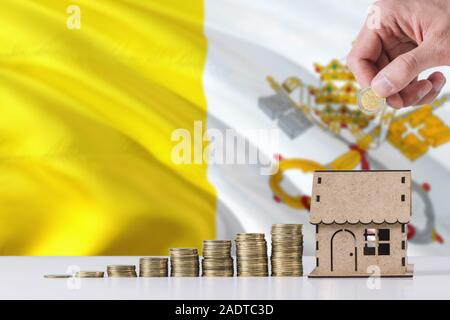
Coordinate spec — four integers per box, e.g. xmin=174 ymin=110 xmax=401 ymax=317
xmin=1 ymin=0 xmax=449 ymax=256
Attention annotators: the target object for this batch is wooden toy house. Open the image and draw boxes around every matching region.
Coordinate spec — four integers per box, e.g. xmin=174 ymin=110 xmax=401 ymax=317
xmin=309 ymin=170 xmax=413 ymax=277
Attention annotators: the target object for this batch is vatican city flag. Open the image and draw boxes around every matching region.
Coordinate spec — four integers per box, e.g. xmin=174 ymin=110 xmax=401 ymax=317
xmin=2 ymin=0 xmax=450 ymax=256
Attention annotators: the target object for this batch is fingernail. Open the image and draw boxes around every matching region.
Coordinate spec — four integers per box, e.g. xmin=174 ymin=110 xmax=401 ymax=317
xmin=371 ymin=74 xmax=394 ymax=97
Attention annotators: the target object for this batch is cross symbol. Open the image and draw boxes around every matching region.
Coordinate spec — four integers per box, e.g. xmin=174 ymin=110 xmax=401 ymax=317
xmin=401 ymin=122 xmax=425 ymax=141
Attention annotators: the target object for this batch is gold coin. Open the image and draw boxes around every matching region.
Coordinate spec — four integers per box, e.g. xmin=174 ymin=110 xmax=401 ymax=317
xmin=203 ymin=240 xmax=232 ymax=245
xmin=170 ymin=248 xmax=198 ymax=255
xmin=140 ymin=257 xmax=168 ymax=262
xmin=139 ymin=257 xmax=169 ymax=277
xmin=271 ymin=224 xmax=302 ymax=230
xmin=44 ymin=274 xmax=71 ymax=279
xmin=201 ymin=240 xmax=234 ymax=277
xmin=75 ymin=271 xmax=105 ymax=278
xmin=358 ymin=87 xmax=386 ymax=115
xmin=235 ymin=233 xmax=269 ymax=276
xmin=107 ymin=265 xmax=137 ymax=277
xmin=270 ymin=224 xmax=304 ymax=277
xmin=107 ymin=265 xmax=136 ymax=269
xmin=170 ymin=249 xmax=200 ymax=277
xmin=235 ymin=233 xmax=265 ymax=240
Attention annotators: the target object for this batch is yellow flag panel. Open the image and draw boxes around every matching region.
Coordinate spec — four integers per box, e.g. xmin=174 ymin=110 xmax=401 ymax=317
xmin=0 ymin=0 xmax=216 ymax=255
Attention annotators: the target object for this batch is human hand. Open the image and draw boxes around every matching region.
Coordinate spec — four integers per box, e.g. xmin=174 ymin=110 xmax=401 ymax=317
xmin=347 ymin=0 xmax=450 ymax=108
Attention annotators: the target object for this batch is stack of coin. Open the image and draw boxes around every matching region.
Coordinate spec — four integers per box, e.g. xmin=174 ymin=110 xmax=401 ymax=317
xmin=235 ymin=233 xmax=268 ymax=277
xmin=170 ymin=248 xmax=199 ymax=277
xmin=139 ymin=257 xmax=168 ymax=277
xmin=75 ymin=271 xmax=104 ymax=278
xmin=202 ymin=240 xmax=234 ymax=277
xmin=106 ymin=265 xmax=137 ymax=277
xmin=271 ymin=224 xmax=303 ymax=277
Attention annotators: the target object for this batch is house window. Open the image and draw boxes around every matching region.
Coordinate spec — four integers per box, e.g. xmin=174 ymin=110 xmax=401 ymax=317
xmin=363 ymin=228 xmax=391 ymax=256
xmin=378 ymin=229 xmax=390 ymax=255
xmin=378 ymin=243 xmax=390 ymax=255
xmin=318 ymin=177 xmax=322 ymax=184
xmin=363 ymin=229 xmax=376 ymax=255
xmin=378 ymin=229 xmax=390 ymax=241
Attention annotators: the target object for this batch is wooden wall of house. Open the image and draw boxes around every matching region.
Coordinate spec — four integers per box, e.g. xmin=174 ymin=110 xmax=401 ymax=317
xmin=313 ymin=222 xmax=408 ymax=276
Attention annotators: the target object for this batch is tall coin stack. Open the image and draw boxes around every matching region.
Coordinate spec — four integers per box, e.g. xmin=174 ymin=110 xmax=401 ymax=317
xmin=107 ymin=265 xmax=137 ymax=277
xmin=202 ymin=240 xmax=234 ymax=277
xmin=235 ymin=233 xmax=269 ymax=277
xmin=139 ymin=257 xmax=168 ymax=277
xmin=170 ymin=248 xmax=200 ymax=277
xmin=271 ymin=224 xmax=303 ymax=277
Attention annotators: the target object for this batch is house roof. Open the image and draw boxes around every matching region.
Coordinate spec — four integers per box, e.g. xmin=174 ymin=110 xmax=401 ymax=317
xmin=310 ymin=170 xmax=411 ymax=224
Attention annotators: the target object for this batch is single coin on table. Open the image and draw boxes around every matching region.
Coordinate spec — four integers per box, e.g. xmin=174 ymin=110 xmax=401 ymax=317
xmin=44 ymin=274 xmax=72 ymax=279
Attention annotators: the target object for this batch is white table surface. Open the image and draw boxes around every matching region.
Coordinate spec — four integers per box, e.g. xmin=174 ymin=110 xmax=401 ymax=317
xmin=0 ymin=256 xmax=449 ymax=300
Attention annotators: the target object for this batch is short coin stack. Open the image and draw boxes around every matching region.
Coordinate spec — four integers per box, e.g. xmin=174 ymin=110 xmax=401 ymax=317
xmin=202 ymin=240 xmax=234 ymax=277
xmin=271 ymin=224 xmax=303 ymax=277
xmin=75 ymin=271 xmax=104 ymax=278
xmin=170 ymin=248 xmax=199 ymax=277
xmin=235 ymin=233 xmax=268 ymax=277
xmin=107 ymin=265 xmax=137 ymax=277
xmin=139 ymin=257 xmax=168 ymax=277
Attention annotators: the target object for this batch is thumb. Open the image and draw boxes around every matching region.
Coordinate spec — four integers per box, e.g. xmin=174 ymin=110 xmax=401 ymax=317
xmin=371 ymin=45 xmax=434 ymax=97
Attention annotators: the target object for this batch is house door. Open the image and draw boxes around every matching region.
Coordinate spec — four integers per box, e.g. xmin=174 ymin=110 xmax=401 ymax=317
xmin=331 ymin=229 xmax=357 ymax=273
